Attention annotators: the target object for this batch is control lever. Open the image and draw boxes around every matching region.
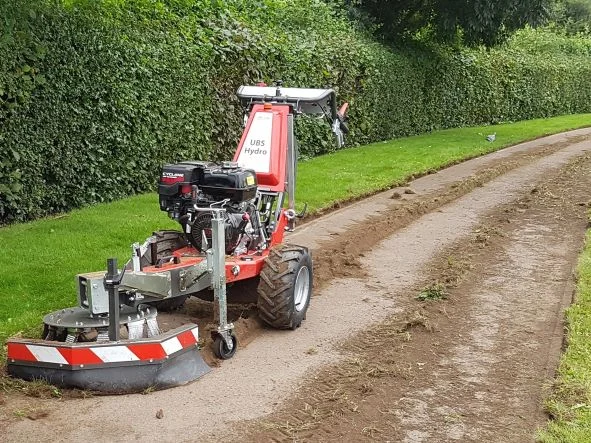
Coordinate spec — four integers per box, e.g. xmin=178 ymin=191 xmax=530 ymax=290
xmin=332 ymin=102 xmax=350 ymax=147
xmin=274 ymin=79 xmax=283 ymax=97
xmin=337 ymin=103 xmax=349 ymax=134
xmin=297 ymin=203 xmax=308 ymax=219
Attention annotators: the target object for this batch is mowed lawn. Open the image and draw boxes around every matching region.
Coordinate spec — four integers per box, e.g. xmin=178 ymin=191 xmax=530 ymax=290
xmin=1 ymin=114 xmax=590 ymax=349
xmin=297 ymin=114 xmax=591 ymax=210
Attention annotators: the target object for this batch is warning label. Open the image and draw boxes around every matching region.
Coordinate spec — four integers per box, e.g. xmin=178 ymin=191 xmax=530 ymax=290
xmin=237 ymin=112 xmax=273 ymax=173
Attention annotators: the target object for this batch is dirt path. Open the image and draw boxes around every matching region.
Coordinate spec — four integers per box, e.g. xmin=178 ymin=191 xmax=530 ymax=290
xmin=234 ymin=145 xmax=591 ymax=443
xmin=2 ymin=129 xmax=591 ymax=442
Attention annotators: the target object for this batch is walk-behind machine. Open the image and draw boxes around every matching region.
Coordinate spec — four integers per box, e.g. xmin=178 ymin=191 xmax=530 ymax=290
xmin=7 ymin=83 xmax=349 ymax=392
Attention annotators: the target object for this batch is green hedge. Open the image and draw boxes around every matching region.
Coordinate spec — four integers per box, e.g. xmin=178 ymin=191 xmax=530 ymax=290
xmin=1 ymin=1 xmax=591 ymax=223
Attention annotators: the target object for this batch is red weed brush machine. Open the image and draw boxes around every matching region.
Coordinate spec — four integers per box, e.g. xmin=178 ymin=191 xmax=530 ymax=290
xmin=7 ymin=83 xmax=349 ymax=392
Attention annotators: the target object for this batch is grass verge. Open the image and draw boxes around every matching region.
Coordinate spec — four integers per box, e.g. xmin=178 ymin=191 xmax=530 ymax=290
xmin=297 ymin=114 xmax=591 ymax=212
xmin=538 ymin=218 xmax=591 ymax=442
xmin=1 ymin=114 xmax=590 ymax=350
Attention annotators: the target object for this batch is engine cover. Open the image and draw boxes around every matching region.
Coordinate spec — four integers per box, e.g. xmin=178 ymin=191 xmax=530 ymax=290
xmin=200 ymin=164 xmax=257 ymax=202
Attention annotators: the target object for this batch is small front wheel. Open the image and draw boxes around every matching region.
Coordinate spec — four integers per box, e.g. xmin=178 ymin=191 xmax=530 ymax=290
xmin=212 ymin=334 xmax=237 ymax=360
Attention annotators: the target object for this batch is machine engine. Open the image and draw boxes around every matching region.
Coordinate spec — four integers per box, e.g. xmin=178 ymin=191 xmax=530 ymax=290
xmin=158 ymin=161 xmax=259 ymax=254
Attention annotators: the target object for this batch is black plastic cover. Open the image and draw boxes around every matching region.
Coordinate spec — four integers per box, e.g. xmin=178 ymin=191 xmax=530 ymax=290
xmin=201 ymin=165 xmax=257 ymax=202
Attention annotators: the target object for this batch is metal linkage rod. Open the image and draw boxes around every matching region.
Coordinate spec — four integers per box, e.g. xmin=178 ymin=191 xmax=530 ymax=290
xmin=106 ymin=258 xmax=120 ymax=341
xmin=209 ymin=209 xmax=233 ymax=351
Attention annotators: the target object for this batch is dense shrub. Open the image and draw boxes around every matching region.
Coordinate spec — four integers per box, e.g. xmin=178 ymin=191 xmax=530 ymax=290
xmin=1 ymin=0 xmax=591 ymax=222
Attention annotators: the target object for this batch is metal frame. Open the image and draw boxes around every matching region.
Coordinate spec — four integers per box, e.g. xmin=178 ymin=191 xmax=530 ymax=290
xmin=236 ymin=84 xmax=346 ymax=148
xmin=207 ymin=208 xmax=234 ymax=350
xmin=105 ymin=258 xmax=121 ymax=341
xmin=236 ymin=84 xmax=346 ymax=232
xmin=286 ymin=113 xmax=297 ymax=230
xmin=236 ymin=85 xmax=339 ymax=120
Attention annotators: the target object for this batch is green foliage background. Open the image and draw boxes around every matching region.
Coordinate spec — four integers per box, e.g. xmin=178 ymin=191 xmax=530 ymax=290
xmin=1 ymin=0 xmax=591 ymax=223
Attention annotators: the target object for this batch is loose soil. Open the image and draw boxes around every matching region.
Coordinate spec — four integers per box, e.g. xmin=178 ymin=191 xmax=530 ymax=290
xmin=1 ymin=129 xmax=590 ymax=442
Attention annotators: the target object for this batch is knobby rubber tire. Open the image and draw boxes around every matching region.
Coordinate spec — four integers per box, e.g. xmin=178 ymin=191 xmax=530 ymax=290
xmin=257 ymin=244 xmax=312 ymax=329
xmin=148 ymin=294 xmax=189 ymax=312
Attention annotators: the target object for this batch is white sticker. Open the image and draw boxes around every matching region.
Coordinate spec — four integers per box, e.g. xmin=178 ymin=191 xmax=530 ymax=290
xmin=26 ymin=345 xmax=68 ymax=364
xmin=90 ymin=346 xmax=140 ymax=362
xmin=161 ymin=336 xmax=183 ymax=355
xmin=237 ymin=112 xmax=273 ymax=173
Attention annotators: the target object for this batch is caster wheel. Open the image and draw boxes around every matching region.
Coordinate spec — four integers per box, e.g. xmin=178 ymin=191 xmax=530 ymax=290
xmin=213 ymin=334 xmax=237 ymax=360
